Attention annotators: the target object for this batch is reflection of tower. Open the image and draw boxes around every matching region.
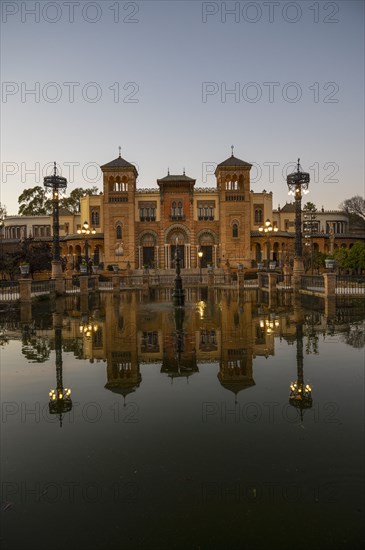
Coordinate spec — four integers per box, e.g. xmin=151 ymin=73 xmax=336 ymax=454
xmin=48 ymin=315 xmax=72 ymax=427
xmin=105 ymin=361 xmax=141 ymax=405
xmin=218 ymin=294 xmax=255 ymax=403
xmin=289 ymin=323 xmax=312 ymax=421
xmin=161 ymin=307 xmax=198 ymax=382
xmin=104 ymin=293 xmax=141 ymax=404
xmin=217 ymin=351 xmax=255 ymax=404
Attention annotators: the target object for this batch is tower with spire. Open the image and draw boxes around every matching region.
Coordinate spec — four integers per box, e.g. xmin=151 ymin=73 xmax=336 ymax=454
xmin=215 ymin=146 xmax=252 ymax=268
xmin=101 ymin=147 xmax=138 ymax=267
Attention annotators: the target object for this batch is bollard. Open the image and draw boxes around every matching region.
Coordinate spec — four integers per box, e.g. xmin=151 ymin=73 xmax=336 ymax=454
xmin=54 ymin=278 xmax=65 ymax=296
xmin=323 ymin=273 xmax=336 ymax=298
xmin=237 ymin=271 xmax=245 ymax=289
xmin=112 ymin=275 xmax=120 ymax=293
xmin=79 ymin=276 xmax=89 ymax=294
xmin=19 ymin=279 xmax=32 ymax=303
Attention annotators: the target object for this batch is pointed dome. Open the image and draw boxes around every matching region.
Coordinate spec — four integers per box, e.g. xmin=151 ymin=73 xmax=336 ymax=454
xmin=100 ymin=150 xmax=138 ymax=176
xmin=157 ymin=173 xmax=195 ymax=184
xmin=217 ymin=155 xmax=252 ymax=169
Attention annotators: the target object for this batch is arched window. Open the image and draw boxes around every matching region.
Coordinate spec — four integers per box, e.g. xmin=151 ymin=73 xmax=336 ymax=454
xmin=116 ymin=225 xmax=122 ymax=239
xmin=232 ymin=223 xmax=238 ymax=238
xmin=178 ymin=201 xmax=183 ymax=217
xmin=171 ymin=201 xmax=176 ymax=217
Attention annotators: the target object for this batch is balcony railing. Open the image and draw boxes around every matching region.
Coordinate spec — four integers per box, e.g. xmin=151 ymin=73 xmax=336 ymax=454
xmin=301 ymin=275 xmax=325 ymax=293
xmin=170 ymin=214 xmax=185 ymax=221
xmin=108 ymin=193 xmax=128 ymax=203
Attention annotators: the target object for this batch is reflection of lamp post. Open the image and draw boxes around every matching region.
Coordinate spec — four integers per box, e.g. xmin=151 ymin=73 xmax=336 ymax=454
xmin=259 ymin=314 xmax=280 ymax=334
xmin=48 ymin=322 xmax=72 ymax=428
xmin=259 ymin=219 xmax=278 ymax=267
xmin=198 ymin=250 xmax=203 ymax=282
xmin=79 ymin=314 xmax=99 ymax=338
xmin=172 ymin=237 xmax=185 ymax=306
xmin=77 ymin=221 xmax=96 ymax=271
xmin=43 ymin=162 xmax=67 ymax=279
xmin=289 ymin=323 xmax=313 ymax=422
xmin=286 ymin=159 xmax=310 ymax=274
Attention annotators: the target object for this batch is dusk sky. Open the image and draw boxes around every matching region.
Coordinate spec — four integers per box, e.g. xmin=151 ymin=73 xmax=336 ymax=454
xmin=1 ymin=0 xmax=364 ymax=214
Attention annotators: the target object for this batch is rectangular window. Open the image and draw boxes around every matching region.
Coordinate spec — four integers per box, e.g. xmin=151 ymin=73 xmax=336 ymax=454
xmin=139 ymin=202 xmax=157 ymax=222
xmin=197 ymin=201 xmax=215 ymax=221
xmin=254 ymin=204 xmax=264 ymax=224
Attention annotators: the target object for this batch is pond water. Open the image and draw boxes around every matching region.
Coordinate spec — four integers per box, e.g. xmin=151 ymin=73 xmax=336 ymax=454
xmin=1 ymin=290 xmax=364 ymax=550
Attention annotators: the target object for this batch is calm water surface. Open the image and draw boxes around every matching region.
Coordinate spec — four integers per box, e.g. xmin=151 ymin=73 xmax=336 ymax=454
xmin=1 ymin=290 xmax=364 ymax=550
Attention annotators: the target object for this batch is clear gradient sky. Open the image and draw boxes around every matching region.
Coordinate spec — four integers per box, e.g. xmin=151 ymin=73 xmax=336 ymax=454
xmin=1 ymin=0 xmax=364 ymax=215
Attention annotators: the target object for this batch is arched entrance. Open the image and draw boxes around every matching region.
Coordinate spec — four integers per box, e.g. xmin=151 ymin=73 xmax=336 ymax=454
xmin=138 ymin=231 xmax=158 ymax=268
xmin=273 ymin=242 xmax=279 ymax=263
xmin=165 ymin=225 xmax=190 ymax=269
xmin=196 ymin=230 xmax=218 ymax=267
xmin=75 ymin=244 xmax=82 ymax=265
xmin=93 ymin=245 xmax=101 ymax=265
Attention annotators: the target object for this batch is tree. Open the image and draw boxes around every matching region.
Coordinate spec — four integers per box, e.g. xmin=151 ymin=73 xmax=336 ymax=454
xmin=18 ymin=186 xmax=52 ymax=215
xmin=0 ymin=202 xmax=6 ymax=239
xmin=342 ymin=326 xmax=365 ymax=349
xmin=333 ymin=247 xmax=348 ymax=270
xmin=0 ymin=237 xmax=53 ymax=278
xmin=311 ymin=250 xmax=326 ymax=273
xmin=17 ymin=185 xmax=99 ymax=216
xmin=60 ymin=186 xmax=99 ymax=213
xmin=0 ymin=202 xmax=7 ymax=222
xmin=339 ymin=195 xmax=365 ymax=220
xmin=303 ymin=202 xmax=317 ymax=212
xmin=345 ymin=242 xmax=365 ymax=271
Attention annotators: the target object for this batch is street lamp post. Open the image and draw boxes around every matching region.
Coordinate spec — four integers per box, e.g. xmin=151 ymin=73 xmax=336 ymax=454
xmin=198 ymin=250 xmax=203 ymax=283
xmin=77 ymin=221 xmax=96 ymax=272
xmin=304 ymin=211 xmax=317 ymax=274
xmin=258 ymin=219 xmax=278 ymax=267
xmin=43 ymin=162 xmax=67 ymax=279
xmin=286 ymin=159 xmax=310 ymax=276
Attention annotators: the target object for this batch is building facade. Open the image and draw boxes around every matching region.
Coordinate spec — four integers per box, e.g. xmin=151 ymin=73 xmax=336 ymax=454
xmin=92 ymin=150 xmax=254 ymax=269
xmin=1 ymin=150 xmax=363 ymax=270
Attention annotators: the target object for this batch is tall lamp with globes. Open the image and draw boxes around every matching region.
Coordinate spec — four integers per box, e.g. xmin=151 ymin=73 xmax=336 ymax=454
xmin=43 ymin=162 xmax=67 ymax=279
xmin=304 ymin=211 xmax=317 ymax=275
xmin=77 ymin=221 xmax=96 ymax=273
xmin=286 ymin=159 xmax=310 ymax=277
xmin=258 ymin=219 xmax=278 ymax=267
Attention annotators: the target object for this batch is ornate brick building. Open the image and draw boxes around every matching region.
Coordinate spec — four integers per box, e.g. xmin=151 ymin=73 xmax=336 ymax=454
xmin=2 ymin=149 xmax=363 ymax=271
xmin=85 ymin=149 xmax=255 ymax=269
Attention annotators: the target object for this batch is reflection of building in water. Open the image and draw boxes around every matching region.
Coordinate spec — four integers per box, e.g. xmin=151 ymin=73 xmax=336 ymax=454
xmin=69 ymin=291 xmax=320 ymax=399
xmin=161 ymin=308 xmax=199 ymax=381
xmin=217 ymin=292 xmax=255 ymax=401
xmin=103 ymin=294 xmax=141 ymax=400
